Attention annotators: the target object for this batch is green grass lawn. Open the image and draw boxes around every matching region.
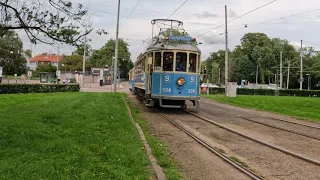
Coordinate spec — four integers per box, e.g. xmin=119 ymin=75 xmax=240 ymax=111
xmin=0 ymin=93 xmax=152 ymax=179
xmin=206 ymin=95 xmax=320 ymax=122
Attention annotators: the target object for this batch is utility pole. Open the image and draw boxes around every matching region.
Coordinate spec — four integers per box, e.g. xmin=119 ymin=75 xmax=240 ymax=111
xmin=114 ymin=0 xmax=120 ymax=92
xmin=287 ymin=61 xmax=290 ymax=89
xmin=300 ymin=40 xmax=303 ymax=90
xmin=256 ymin=64 xmax=258 ymax=84
xmin=218 ymin=68 xmax=221 ymax=85
xmin=276 ymin=69 xmax=279 ymax=85
xmin=211 ymin=61 xmax=214 ymax=83
xmin=111 ymin=56 xmax=114 ymax=92
xmin=280 ymin=51 xmax=283 ymax=89
xmin=57 ymin=44 xmax=60 ymax=83
xmin=307 ymin=74 xmax=310 ymax=90
xmin=82 ymin=35 xmax=86 ymax=87
xmin=224 ymin=5 xmax=228 ymax=94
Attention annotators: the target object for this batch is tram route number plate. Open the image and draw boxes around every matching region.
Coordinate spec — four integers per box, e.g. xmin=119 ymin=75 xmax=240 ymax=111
xmin=190 ymin=76 xmax=195 ymax=84
xmin=164 ymin=75 xmax=170 ymax=83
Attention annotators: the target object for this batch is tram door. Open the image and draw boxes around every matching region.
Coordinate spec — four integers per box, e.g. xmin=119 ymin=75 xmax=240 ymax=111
xmin=147 ymin=54 xmax=153 ymax=93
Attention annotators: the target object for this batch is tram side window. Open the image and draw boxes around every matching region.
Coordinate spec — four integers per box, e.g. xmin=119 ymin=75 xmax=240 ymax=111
xmin=154 ymin=52 xmax=161 ymax=67
xmin=136 ymin=60 xmax=142 ymax=74
xmin=163 ymin=52 xmax=174 ymax=71
xmin=175 ymin=52 xmax=187 ymax=72
xmin=142 ymin=56 xmax=146 ymax=72
xmin=189 ymin=53 xmax=197 ymax=73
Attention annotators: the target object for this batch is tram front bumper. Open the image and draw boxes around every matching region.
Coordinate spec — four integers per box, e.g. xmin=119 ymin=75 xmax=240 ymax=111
xmin=151 ymin=95 xmax=200 ymax=101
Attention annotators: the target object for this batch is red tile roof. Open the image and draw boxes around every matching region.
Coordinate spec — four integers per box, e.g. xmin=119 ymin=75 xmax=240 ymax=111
xmin=30 ymin=55 xmax=63 ymax=63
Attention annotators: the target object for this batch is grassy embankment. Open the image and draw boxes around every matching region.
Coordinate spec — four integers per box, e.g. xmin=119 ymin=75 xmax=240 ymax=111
xmin=206 ymin=95 xmax=320 ymax=122
xmin=0 ymin=93 xmax=152 ymax=179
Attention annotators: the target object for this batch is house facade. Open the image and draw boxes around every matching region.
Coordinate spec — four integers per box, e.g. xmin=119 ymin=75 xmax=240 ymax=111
xmin=29 ymin=54 xmax=63 ymax=70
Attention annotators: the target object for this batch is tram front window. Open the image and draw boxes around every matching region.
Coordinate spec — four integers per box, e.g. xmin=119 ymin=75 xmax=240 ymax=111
xmin=163 ymin=52 xmax=173 ymax=71
xmin=189 ymin=53 xmax=197 ymax=73
xmin=174 ymin=52 xmax=187 ymax=72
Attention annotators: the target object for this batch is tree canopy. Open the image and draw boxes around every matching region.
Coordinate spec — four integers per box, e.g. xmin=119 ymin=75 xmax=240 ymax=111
xmin=0 ymin=0 xmax=92 ymax=45
xmin=72 ymin=43 xmax=92 ymax=56
xmin=60 ymin=55 xmax=92 ymax=72
xmin=0 ymin=30 xmax=26 ymax=75
xmin=24 ymin=49 xmax=32 ymax=58
xmin=205 ymin=32 xmax=320 ymax=89
xmin=90 ymin=39 xmax=133 ymax=78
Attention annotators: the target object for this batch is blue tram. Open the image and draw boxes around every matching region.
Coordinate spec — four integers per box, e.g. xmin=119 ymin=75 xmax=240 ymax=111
xmin=129 ymin=19 xmax=201 ymax=108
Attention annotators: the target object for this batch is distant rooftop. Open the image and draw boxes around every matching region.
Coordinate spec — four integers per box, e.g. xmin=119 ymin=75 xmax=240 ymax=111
xmin=30 ymin=55 xmax=63 ymax=63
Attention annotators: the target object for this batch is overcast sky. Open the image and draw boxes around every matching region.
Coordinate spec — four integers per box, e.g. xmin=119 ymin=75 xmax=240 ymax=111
xmin=20 ymin=0 xmax=320 ymax=61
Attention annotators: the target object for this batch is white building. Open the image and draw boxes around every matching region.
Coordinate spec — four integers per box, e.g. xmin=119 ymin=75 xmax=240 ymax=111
xmin=29 ymin=54 xmax=63 ymax=70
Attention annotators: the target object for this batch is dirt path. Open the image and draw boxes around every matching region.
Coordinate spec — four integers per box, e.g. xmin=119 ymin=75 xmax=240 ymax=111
xmin=195 ymin=104 xmax=320 ymax=161
xmin=165 ymin=110 xmax=320 ymax=180
xmin=129 ymin=95 xmax=250 ymax=180
xmin=129 ymin=95 xmax=320 ymax=179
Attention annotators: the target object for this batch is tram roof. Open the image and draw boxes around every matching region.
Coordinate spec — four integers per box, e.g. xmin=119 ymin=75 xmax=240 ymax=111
xmin=146 ymin=43 xmax=201 ymax=53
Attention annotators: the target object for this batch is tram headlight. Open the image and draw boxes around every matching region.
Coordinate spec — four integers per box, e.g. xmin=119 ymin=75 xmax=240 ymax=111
xmin=177 ymin=77 xmax=185 ymax=86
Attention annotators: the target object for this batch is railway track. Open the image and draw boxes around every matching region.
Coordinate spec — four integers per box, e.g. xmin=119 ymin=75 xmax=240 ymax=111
xmin=184 ymin=110 xmax=320 ymax=166
xmin=157 ymin=110 xmax=264 ymax=180
xmin=238 ymin=116 xmax=320 ymax=141
xmin=200 ymin=106 xmax=320 ymax=141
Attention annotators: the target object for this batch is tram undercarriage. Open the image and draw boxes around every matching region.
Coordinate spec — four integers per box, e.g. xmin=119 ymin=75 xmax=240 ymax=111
xmin=134 ymin=87 xmax=200 ymax=109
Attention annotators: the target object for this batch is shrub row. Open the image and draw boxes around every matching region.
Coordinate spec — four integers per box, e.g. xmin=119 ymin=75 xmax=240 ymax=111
xmin=0 ymin=84 xmax=80 ymax=94
xmin=207 ymin=87 xmax=320 ymax=97
xmin=278 ymin=89 xmax=320 ymax=97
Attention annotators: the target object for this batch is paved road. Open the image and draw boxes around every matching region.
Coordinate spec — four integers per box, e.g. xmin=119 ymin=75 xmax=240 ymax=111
xmin=80 ymin=81 xmax=130 ymax=93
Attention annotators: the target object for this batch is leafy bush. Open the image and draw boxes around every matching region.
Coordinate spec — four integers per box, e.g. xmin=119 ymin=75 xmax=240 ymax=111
xmin=209 ymin=87 xmax=225 ymax=94
xmin=0 ymin=84 xmax=80 ymax=94
xmin=237 ymin=88 xmax=275 ymax=96
xmin=69 ymin=78 xmax=76 ymax=83
xmin=279 ymin=89 xmax=320 ymax=97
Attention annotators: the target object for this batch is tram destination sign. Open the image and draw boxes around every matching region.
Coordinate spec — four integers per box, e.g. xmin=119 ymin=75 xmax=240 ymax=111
xmin=168 ymin=35 xmax=193 ymax=42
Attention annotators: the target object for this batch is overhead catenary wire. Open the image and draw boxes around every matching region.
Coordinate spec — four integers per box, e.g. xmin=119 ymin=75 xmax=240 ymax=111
xmin=93 ymin=4 xmax=192 ymax=17
xmin=89 ymin=8 xmax=149 ymax=21
xmin=133 ymin=0 xmax=190 ymax=59
xmin=167 ymin=0 xmax=189 ymax=19
xmin=120 ymin=0 xmax=141 ymax=28
xmin=197 ymin=0 xmax=279 ymax=38
xmin=199 ymin=8 xmax=320 ymax=40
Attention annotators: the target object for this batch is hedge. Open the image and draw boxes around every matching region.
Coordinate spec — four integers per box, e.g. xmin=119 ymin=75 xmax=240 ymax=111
xmin=0 ymin=84 xmax=80 ymax=94
xmin=278 ymin=89 xmax=320 ymax=97
xmin=206 ymin=87 xmax=320 ymax=97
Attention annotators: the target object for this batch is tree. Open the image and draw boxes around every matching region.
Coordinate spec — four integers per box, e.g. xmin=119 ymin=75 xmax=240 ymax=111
xmin=0 ymin=30 xmax=26 ymax=75
xmin=206 ymin=50 xmax=225 ymax=84
xmin=0 ymin=0 xmax=92 ymax=45
xmin=31 ymin=63 xmax=56 ymax=77
xmin=90 ymin=39 xmax=133 ymax=78
xmin=24 ymin=49 xmax=32 ymax=57
xmin=206 ymin=32 xmax=302 ymax=85
xmin=60 ymin=55 xmax=92 ymax=72
xmin=72 ymin=43 xmax=92 ymax=56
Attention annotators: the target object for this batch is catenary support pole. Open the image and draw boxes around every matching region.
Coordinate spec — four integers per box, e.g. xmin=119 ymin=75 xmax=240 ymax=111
xmin=114 ymin=0 xmax=121 ymax=92
xmin=224 ymin=5 xmax=228 ymax=95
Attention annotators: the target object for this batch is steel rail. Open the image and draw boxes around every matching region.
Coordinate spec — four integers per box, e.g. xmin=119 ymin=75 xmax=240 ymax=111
xmin=239 ymin=116 xmax=320 ymax=141
xmin=158 ymin=111 xmax=264 ymax=180
xmin=199 ymin=107 xmax=320 ymax=141
xmin=202 ymin=100 xmax=320 ymax=130
xmin=185 ymin=110 xmax=320 ymax=166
